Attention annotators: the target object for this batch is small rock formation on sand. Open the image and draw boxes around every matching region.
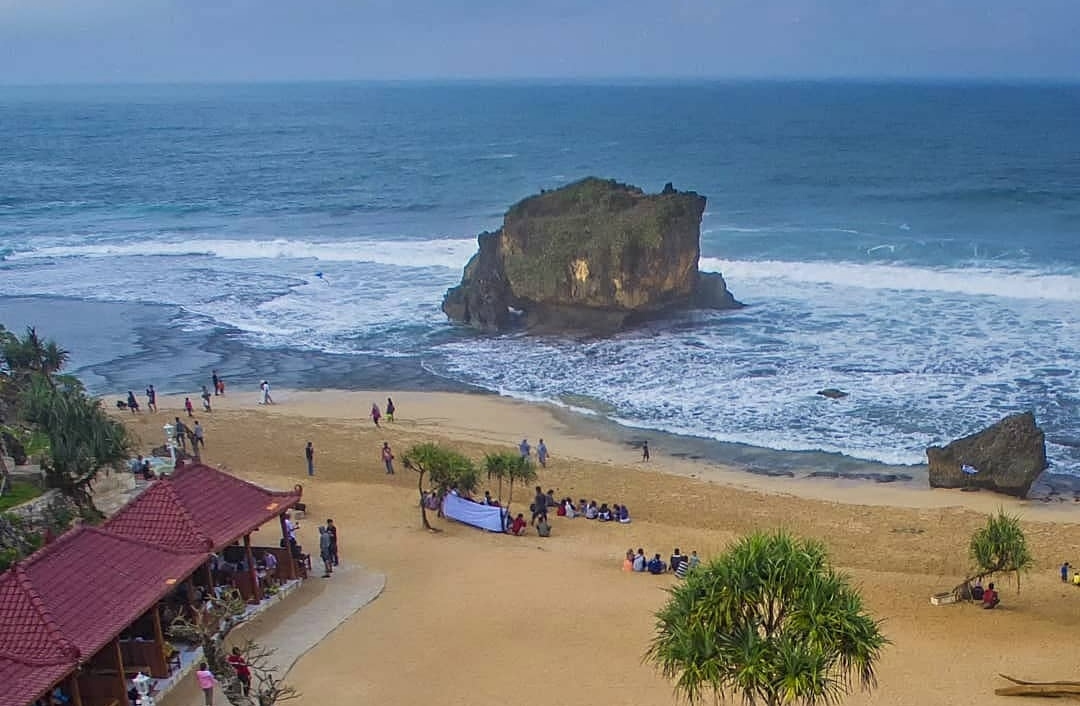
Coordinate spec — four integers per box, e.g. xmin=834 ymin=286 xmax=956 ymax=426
xmin=817 ymin=388 xmax=848 ymax=399
xmin=926 ymin=412 xmax=1048 ymax=498
xmin=442 ymin=177 xmax=741 ymax=334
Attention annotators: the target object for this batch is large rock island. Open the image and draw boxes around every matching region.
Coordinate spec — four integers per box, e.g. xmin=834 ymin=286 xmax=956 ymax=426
xmin=442 ymin=178 xmax=741 ymax=333
xmin=926 ymin=412 xmax=1048 ymax=498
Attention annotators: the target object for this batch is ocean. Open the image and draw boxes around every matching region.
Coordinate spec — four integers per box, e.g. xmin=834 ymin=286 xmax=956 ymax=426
xmin=2 ymin=81 xmax=1079 ymax=477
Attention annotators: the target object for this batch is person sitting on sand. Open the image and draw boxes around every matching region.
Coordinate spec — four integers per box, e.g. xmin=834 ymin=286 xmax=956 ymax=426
xmin=618 ymin=504 xmax=631 ymax=523
xmin=563 ymin=498 xmax=577 ymax=518
xmin=971 ymin=579 xmax=984 ymax=602
xmin=482 ymin=491 xmax=494 ymax=506
xmin=510 ymin=513 xmax=527 ymax=536
xmin=598 ymin=503 xmax=612 ymax=521
xmin=982 ymin=582 xmax=1000 ymax=609
xmin=585 ymin=501 xmax=599 ymax=520
xmin=1062 ymin=561 xmax=1071 ymax=582
xmin=648 ymin=553 xmax=667 ymax=575
xmin=670 ymin=548 xmax=686 ymax=576
xmin=633 ymin=548 xmax=647 ymax=572
xmin=537 ymin=516 xmax=551 ymax=537
xmin=622 ymin=549 xmax=635 ymax=571
xmin=578 ymin=499 xmax=588 ymax=516
xmin=1073 ymin=571 xmax=1080 ymax=586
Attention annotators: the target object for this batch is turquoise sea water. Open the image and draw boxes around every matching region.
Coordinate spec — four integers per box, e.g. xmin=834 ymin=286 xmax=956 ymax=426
xmin=2 ymin=81 xmax=1079 ymax=474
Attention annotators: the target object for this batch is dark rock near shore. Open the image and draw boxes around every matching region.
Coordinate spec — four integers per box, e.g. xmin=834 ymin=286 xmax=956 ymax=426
xmin=442 ymin=177 xmax=742 ymax=334
xmin=817 ymin=388 xmax=849 ymax=399
xmin=926 ymin=412 xmax=1048 ymax=498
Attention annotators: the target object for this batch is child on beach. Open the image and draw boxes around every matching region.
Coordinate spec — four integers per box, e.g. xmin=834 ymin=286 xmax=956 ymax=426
xmin=510 ymin=513 xmax=527 ymax=535
xmin=371 ymin=403 xmax=381 ymax=427
xmin=184 ymin=397 xmax=194 ymax=417
xmin=196 ymin=662 xmax=216 ymax=706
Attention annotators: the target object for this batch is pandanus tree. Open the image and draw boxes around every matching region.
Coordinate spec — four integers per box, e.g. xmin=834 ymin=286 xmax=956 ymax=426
xmin=403 ymin=443 xmax=478 ymax=531
xmin=484 ymin=451 xmax=528 ymax=503
xmin=959 ymin=509 xmax=1032 ymax=595
xmin=504 ymin=454 xmax=537 ymax=505
xmin=18 ymin=375 xmax=131 ymax=516
xmin=647 ymin=531 xmax=888 ymax=706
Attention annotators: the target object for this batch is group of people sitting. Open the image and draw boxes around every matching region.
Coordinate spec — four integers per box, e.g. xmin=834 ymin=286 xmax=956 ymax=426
xmin=558 ymin=497 xmax=631 ymax=523
xmin=969 ymin=579 xmax=1000 ymax=609
xmin=623 ymin=547 xmax=700 ymax=577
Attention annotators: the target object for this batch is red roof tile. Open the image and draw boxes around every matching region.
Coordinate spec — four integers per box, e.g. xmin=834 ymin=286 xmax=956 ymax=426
xmin=104 ymin=480 xmax=215 ymax=553
xmin=155 ymin=464 xmax=302 ymax=550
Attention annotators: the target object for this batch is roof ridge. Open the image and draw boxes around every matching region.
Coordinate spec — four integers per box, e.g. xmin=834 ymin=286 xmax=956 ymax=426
xmin=11 ymin=562 xmax=81 ymax=661
xmin=155 ymin=477 xmax=216 ymax=550
xmin=88 ymin=524 xmax=211 ymax=557
xmin=187 ymin=464 xmax=303 ymax=500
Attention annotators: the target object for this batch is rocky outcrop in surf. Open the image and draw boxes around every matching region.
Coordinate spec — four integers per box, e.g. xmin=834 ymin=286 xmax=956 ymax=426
xmin=926 ymin=412 xmax=1048 ymax=498
xmin=442 ymin=177 xmax=741 ymax=334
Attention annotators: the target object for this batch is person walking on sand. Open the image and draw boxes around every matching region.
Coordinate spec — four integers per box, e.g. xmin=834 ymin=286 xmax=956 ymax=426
xmin=531 ymin=485 xmax=547 ymax=526
xmin=173 ymin=417 xmax=188 ymax=451
xmin=382 ymin=442 xmax=395 ymax=474
xmin=370 ymin=402 xmax=381 ymax=427
xmin=193 ymin=420 xmax=205 ymax=450
xmin=201 ymin=385 xmax=212 ymax=412
xmin=145 ymin=384 xmax=157 ymax=412
xmin=196 ymin=662 xmax=217 ymax=706
xmin=326 ymin=518 xmax=339 ymax=566
xmin=227 ymin=647 xmax=251 ymax=696
xmin=212 ymin=370 xmax=220 ymax=396
xmin=125 ymin=391 xmax=140 ymax=413
xmin=641 ymin=440 xmax=650 ymax=462
xmin=260 ymin=380 xmax=274 ymax=405
xmin=305 ymin=441 xmax=315 ymax=476
xmin=519 ymin=438 xmax=530 ymax=460
xmin=386 ymin=397 xmax=395 ymax=422
xmin=537 ymin=439 xmax=549 ymax=468
xmin=184 ymin=396 xmax=194 ymax=418
xmin=318 ymin=525 xmax=333 ymax=577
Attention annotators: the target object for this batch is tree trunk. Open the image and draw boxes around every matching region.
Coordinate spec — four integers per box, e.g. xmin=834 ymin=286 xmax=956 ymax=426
xmin=417 ymin=468 xmax=432 ymax=531
xmin=0 ymin=435 xmax=10 ymax=497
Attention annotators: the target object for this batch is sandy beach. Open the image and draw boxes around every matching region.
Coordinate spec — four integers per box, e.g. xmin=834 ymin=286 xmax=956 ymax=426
xmin=133 ymin=388 xmax=1080 ymax=706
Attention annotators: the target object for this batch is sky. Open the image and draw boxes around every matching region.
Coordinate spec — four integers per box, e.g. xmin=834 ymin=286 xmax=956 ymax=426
xmin=2 ymin=0 xmax=1079 ymax=84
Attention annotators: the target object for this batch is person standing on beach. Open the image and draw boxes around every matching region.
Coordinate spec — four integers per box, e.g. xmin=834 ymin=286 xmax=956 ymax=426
xmin=531 ymin=485 xmax=547 ymax=526
xmin=326 ymin=518 xmax=339 ymax=566
xmin=173 ymin=417 xmax=188 ymax=451
xmin=212 ymin=370 xmax=220 ymax=395
xmin=537 ymin=439 xmax=548 ymax=468
xmin=305 ymin=441 xmax=314 ymax=476
xmin=641 ymin=440 xmax=650 ymax=462
xmin=184 ymin=396 xmax=194 ymax=418
xmin=519 ymin=438 xmax=531 ymax=460
xmin=260 ymin=380 xmax=274 ymax=405
xmin=201 ymin=385 xmax=212 ymax=412
xmin=145 ymin=384 xmax=157 ymax=412
xmin=382 ymin=442 xmax=395 ymax=474
xmin=386 ymin=397 xmax=395 ymax=422
xmin=126 ymin=391 xmax=140 ymax=413
xmin=195 ymin=662 xmax=217 ymax=706
xmin=370 ymin=403 xmax=381 ymax=427
xmin=318 ymin=525 xmax=333 ymax=578
xmin=193 ymin=420 xmax=205 ymax=450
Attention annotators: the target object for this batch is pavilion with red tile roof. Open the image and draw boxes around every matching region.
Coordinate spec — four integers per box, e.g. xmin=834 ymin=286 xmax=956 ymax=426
xmin=0 ymin=463 xmax=304 ymax=706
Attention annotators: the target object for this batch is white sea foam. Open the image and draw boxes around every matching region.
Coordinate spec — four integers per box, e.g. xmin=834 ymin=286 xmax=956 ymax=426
xmin=702 ymin=257 xmax=1080 ymax=302
xmin=7 ymin=237 xmax=477 ymax=270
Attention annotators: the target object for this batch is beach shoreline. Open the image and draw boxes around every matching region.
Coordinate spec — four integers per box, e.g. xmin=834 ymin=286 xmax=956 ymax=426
xmin=146 ymin=387 xmax=1080 ymax=515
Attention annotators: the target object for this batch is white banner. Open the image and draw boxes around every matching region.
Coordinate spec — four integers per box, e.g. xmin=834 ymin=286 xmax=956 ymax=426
xmin=442 ymin=494 xmax=508 ymax=533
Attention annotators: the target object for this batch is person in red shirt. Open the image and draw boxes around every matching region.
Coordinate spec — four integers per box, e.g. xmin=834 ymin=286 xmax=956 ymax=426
xmin=982 ymin=582 xmax=1000 ymax=609
xmin=227 ymin=647 xmax=252 ymax=695
xmin=510 ymin=513 xmax=527 ymax=536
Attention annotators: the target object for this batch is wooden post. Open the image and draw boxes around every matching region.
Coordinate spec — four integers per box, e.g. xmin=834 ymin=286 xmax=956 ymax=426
xmin=113 ymin=638 xmax=130 ymax=706
xmin=68 ymin=672 xmax=84 ymax=706
xmin=150 ymin=605 xmax=169 ymax=677
xmin=243 ymin=534 xmax=263 ymax=602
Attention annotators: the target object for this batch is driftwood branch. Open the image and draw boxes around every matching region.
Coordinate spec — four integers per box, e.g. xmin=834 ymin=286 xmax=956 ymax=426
xmin=996 ymin=674 xmax=1080 ymax=699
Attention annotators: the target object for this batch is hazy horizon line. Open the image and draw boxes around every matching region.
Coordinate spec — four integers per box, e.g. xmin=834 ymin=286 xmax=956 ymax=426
xmin=2 ymin=74 xmax=1078 ymax=89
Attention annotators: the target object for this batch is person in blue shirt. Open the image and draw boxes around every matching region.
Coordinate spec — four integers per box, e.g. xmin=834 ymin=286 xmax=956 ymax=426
xmin=647 ymin=553 xmax=667 ymax=575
